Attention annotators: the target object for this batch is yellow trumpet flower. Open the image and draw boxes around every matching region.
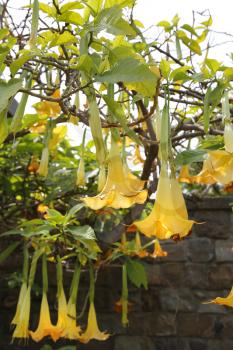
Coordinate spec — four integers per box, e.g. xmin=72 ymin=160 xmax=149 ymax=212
xmin=56 ymin=287 xmax=68 ymax=331
xmin=82 ymin=140 xmax=147 ymax=210
xmin=97 ymin=165 xmax=106 ymax=192
xmin=76 ymin=158 xmax=86 ymax=186
xmin=133 ymin=163 xmax=194 ymax=240
xmin=30 ymin=293 xmax=60 ymax=342
xmin=12 ymin=287 xmax=31 ymax=340
xmin=204 ymin=287 xmax=233 ymax=307
xmin=81 ymin=302 xmax=109 ymax=343
xmin=33 ymin=90 xmax=61 ymax=118
xmin=178 ymin=164 xmax=216 ymax=185
xmin=11 ymin=282 xmax=27 ymax=326
xmin=48 ymin=125 xmax=67 ymax=151
xmin=150 ymin=240 xmax=168 ymax=258
xmin=37 ymin=147 xmax=49 ymax=177
xmin=62 ymin=298 xmax=82 ymax=340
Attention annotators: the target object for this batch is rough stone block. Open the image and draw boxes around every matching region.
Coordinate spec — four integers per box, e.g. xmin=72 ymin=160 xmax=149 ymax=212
xmin=177 ymin=313 xmax=216 ymax=337
xmin=153 ymin=337 xmax=189 ymax=350
xmin=208 ymin=264 xmax=233 ymax=289
xmin=160 ymin=240 xmax=188 ymax=262
xmin=192 ymin=210 xmax=233 ymax=239
xmin=187 ymin=238 xmax=214 ymax=262
xmin=186 ymin=263 xmax=208 ymax=288
xmin=114 ymin=336 xmax=154 ymax=350
xmin=159 ymin=287 xmax=198 ymax=312
xmin=159 ymin=263 xmax=187 ymax=287
xmin=215 ymin=240 xmax=233 ymax=262
xmin=207 ymin=339 xmax=233 ymax=350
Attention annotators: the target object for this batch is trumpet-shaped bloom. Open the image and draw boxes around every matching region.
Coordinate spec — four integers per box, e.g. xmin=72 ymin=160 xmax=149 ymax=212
xmin=30 ymin=293 xmax=60 ymax=342
xmin=81 ymin=302 xmax=109 ymax=343
xmin=62 ymin=298 xmax=82 ymax=340
xmin=76 ymin=158 xmax=86 ymax=186
xmin=33 ymin=90 xmax=61 ymax=118
xmin=133 ymin=164 xmax=194 ymax=240
xmin=48 ymin=125 xmax=67 ymax=151
xmin=150 ymin=240 xmax=168 ymax=258
xmin=11 ymin=282 xmax=27 ymax=326
xmin=82 ymin=141 xmax=147 ymax=210
xmin=12 ymin=287 xmax=31 ymax=340
xmin=178 ymin=164 xmax=216 ymax=185
xmin=37 ymin=147 xmax=49 ymax=177
xmin=56 ymin=287 xmax=68 ymax=331
xmin=224 ymin=122 xmax=233 ymax=153
xmin=98 ymin=165 xmax=106 ymax=192
xmin=204 ymin=287 xmax=233 ymax=307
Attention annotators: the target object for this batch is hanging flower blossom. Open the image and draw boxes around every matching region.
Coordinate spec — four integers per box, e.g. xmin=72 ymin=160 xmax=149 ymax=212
xmin=37 ymin=147 xmax=49 ymax=177
xmin=150 ymin=239 xmax=168 ymax=258
xmin=11 ymin=282 xmax=27 ymax=326
xmin=82 ymin=139 xmax=147 ymax=210
xmin=81 ymin=302 xmax=109 ymax=343
xmin=204 ymin=287 xmax=233 ymax=307
xmin=62 ymin=298 xmax=82 ymax=340
xmin=12 ymin=287 xmax=31 ymax=340
xmin=76 ymin=157 xmax=86 ymax=186
xmin=30 ymin=293 xmax=60 ymax=342
xmin=33 ymin=90 xmax=61 ymax=118
xmin=133 ymin=163 xmax=194 ymax=240
xmin=48 ymin=125 xmax=67 ymax=151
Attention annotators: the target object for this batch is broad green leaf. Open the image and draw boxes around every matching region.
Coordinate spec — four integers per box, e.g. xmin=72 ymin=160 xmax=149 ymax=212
xmin=224 ymin=67 xmax=233 ymax=82
xmin=85 ymin=0 xmax=104 ymax=14
xmin=57 ymin=11 xmax=84 ymax=26
xmin=170 ymin=66 xmax=191 ymax=82
xmin=103 ymin=95 xmax=141 ymax=144
xmin=0 ymin=28 xmax=9 ymax=40
xmin=60 ymin=1 xmax=84 ymax=13
xmin=67 ymin=225 xmax=96 ymax=240
xmin=75 ymin=54 xmax=97 ymax=74
xmin=0 ymin=78 xmax=22 ymax=113
xmin=205 ymin=58 xmax=221 ymax=74
xmin=107 ymin=17 xmax=136 ymax=36
xmin=46 ymin=209 xmax=65 ymax=224
xmin=181 ymin=36 xmax=201 ymax=55
xmin=92 ymin=6 xmax=122 ymax=33
xmin=10 ymin=50 xmax=35 ymax=76
xmin=157 ymin=20 xmax=171 ymax=29
xmin=175 ymin=149 xmax=206 ymax=166
xmin=201 ymin=16 xmax=212 ymax=27
xmin=95 ymin=57 xmax=157 ymax=83
xmin=209 ymin=84 xmax=224 ymax=107
xmin=181 ymin=24 xmax=198 ymax=36
xmin=199 ymin=135 xmax=224 ymax=150
xmin=39 ymin=3 xmax=56 ymax=16
xmin=126 ymin=259 xmax=148 ymax=289
xmin=160 ymin=59 xmax=171 ymax=79
xmin=172 ymin=14 xmax=180 ymax=26
xmin=49 ymin=31 xmax=78 ymax=48
xmin=0 ymin=242 xmax=20 ymax=264
xmin=64 ymin=203 xmax=85 ymax=225
xmin=0 ymin=47 xmax=9 ymax=70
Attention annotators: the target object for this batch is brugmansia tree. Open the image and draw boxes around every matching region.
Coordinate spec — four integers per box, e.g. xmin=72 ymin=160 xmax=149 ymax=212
xmin=0 ymin=0 xmax=233 ymax=344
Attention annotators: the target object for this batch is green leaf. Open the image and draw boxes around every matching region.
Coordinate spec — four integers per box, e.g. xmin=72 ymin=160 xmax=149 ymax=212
xmin=126 ymin=259 xmax=148 ymax=289
xmin=10 ymin=50 xmax=35 ymax=76
xmin=181 ymin=37 xmax=201 ymax=55
xmin=0 ymin=78 xmax=22 ymax=113
xmin=175 ymin=149 xmax=207 ymax=166
xmin=107 ymin=17 xmax=136 ymax=36
xmin=68 ymin=225 xmax=96 ymax=240
xmin=0 ymin=46 xmax=10 ymax=72
xmin=96 ymin=57 xmax=157 ymax=83
xmin=205 ymin=58 xmax=221 ymax=74
xmin=0 ymin=109 xmax=8 ymax=144
xmin=64 ymin=203 xmax=85 ymax=225
xmin=46 ymin=209 xmax=65 ymax=224
xmin=170 ymin=66 xmax=191 ymax=82
xmin=92 ymin=6 xmax=122 ymax=33
xmin=181 ymin=24 xmax=198 ymax=36
xmin=0 ymin=242 xmax=20 ymax=264
xmin=103 ymin=95 xmax=141 ymax=144
xmin=159 ymin=59 xmax=171 ymax=79
xmin=175 ymin=35 xmax=182 ymax=60
xmin=57 ymin=11 xmax=84 ymax=26
xmin=60 ymin=2 xmax=84 ymax=13
xmin=157 ymin=20 xmax=171 ymax=29
xmin=49 ymin=31 xmax=78 ymax=48
xmin=201 ymin=16 xmax=212 ymax=27
xmin=0 ymin=28 xmax=9 ymax=40
xmin=39 ymin=3 xmax=56 ymax=16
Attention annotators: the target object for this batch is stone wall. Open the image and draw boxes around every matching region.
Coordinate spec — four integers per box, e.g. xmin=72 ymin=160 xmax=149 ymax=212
xmin=1 ymin=197 xmax=233 ymax=350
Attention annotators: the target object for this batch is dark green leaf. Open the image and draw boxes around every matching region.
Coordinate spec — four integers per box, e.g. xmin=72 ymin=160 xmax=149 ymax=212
xmin=126 ymin=259 xmax=148 ymax=289
xmin=175 ymin=149 xmax=207 ymax=166
xmin=0 ymin=242 xmax=20 ymax=264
